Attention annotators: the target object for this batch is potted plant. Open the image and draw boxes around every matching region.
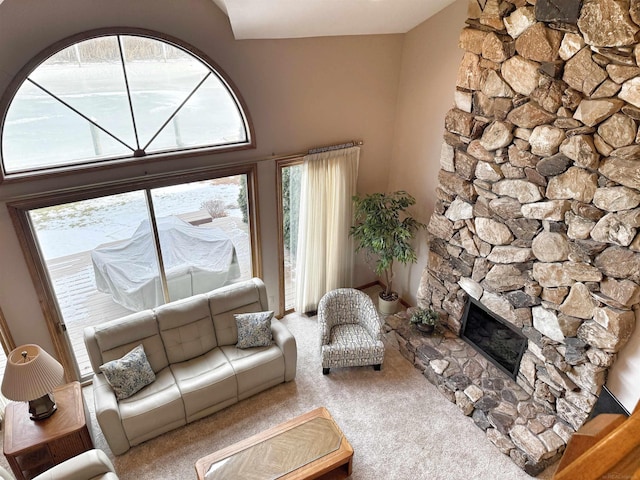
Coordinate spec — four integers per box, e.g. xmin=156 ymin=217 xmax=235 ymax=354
xmin=409 ymin=307 xmax=439 ymax=334
xmin=350 ymin=190 xmax=425 ymax=314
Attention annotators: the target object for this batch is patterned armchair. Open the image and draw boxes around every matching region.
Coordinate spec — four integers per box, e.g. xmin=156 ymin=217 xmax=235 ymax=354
xmin=318 ymin=288 xmax=385 ymax=374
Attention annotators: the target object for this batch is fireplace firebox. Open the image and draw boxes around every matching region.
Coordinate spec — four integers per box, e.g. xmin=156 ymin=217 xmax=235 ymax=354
xmin=461 ymin=297 xmax=527 ymax=380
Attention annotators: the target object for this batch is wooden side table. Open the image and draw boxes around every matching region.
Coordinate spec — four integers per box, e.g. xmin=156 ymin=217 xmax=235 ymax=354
xmin=3 ymin=381 xmax=94 ymax=480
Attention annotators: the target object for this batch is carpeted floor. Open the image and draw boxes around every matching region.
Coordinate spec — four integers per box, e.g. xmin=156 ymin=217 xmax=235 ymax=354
xmin=0 ymin=312 xmax=558 ymax=479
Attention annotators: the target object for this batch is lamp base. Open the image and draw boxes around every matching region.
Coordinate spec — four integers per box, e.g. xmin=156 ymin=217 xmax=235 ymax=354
xmin=28 ymin=393 xmax=57 ymax=421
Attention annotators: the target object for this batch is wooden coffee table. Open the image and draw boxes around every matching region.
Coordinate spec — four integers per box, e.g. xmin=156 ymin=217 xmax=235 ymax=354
xmin=195 ymin=407 xmax=353 ymax=480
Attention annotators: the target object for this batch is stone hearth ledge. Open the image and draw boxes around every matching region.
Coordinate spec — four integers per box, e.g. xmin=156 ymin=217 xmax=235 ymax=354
xmin=384 ymin=312 xmax=567 ymax=476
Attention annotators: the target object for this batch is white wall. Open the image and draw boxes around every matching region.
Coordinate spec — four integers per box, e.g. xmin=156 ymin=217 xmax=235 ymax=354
xmin=386 ymin=0 xmax=467 ymax=305
xmin=0 ymin=0 xmax=402 ymax=355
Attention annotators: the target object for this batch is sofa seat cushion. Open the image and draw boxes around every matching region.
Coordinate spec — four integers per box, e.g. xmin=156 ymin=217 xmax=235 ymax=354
xmin=170 ymin=347 xmax=238 ymax=421
xmin=118 ymin=368 xmax=185 ymax=445
xmin=220 ymin=344 xmax=285 ymax=400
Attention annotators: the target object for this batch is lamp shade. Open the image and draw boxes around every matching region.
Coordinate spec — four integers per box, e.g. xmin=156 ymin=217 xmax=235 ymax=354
xmin=1 ymin=344 xmax=65 ymax=402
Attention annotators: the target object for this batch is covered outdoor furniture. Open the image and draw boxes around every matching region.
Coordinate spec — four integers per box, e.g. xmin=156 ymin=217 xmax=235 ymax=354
xmin=91 ymin=216 xmax=240 ymax=311
xmin=318 ymin=288 xmax=385 ymax=374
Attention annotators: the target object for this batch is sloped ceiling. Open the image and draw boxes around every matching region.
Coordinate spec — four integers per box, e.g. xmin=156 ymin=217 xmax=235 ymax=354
xmin=211 ymin=0 xmax=457 ymax=39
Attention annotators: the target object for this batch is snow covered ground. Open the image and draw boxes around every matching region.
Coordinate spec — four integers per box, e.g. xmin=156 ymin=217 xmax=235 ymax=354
xmin=31 ymin=180 xmax=243 ymax=260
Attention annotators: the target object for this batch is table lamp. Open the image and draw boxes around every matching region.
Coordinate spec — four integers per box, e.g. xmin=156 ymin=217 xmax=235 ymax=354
xmin=1 ymin=344 xmax=65 ymax=421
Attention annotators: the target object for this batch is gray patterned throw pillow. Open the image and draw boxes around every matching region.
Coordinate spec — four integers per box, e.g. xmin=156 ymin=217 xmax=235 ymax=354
xmin=235 ymin=311 xmax=274 ymax=349
xmin=99 ymin=344 xmax=156 ymax=400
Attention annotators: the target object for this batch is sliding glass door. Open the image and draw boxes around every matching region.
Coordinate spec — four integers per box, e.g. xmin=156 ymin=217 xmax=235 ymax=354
xmin=149 ymin=177 xmax=248 ymax=298
xmin=22 ymin=171 xmax=255 ymax=380
xmin=277 ymin=160 xmax=302 ymax=313
xmin=30 ymin=192 xmax=150 ymax=378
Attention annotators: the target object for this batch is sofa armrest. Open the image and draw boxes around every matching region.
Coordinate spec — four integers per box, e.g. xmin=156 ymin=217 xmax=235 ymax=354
xmin=92 ymin=374 xmax=130 ymax=456
xmin=271 ymin=319 xmax=297 ymax=382
xmin=33 ymin=449 xmax=117 ymax=480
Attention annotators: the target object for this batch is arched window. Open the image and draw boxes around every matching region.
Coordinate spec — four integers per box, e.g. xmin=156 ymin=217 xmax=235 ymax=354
xmin=0 ymin=29 xmax=253 ymax=181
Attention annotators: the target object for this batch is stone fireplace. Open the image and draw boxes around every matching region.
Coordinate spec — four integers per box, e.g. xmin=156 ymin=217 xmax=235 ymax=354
xmin=389 ymin=0 xmax=640 ymax=475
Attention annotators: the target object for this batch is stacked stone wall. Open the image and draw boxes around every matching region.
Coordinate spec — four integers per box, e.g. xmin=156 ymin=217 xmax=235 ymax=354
xmin=418 ymin=0 xmax=640 ymax=473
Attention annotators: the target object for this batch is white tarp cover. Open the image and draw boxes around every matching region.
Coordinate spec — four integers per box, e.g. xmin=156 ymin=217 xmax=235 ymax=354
xmin=92 ymin=216 xmax=240 ymax=311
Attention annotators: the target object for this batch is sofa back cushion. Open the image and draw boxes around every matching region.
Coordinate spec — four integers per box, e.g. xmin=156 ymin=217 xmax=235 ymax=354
xmin=92 ymin=310 xmax=169 ymax=374
xmin=155 ymin=294 xmax=217 ymax=363
xmin=208 ymin=278 xmax=268 ymax=346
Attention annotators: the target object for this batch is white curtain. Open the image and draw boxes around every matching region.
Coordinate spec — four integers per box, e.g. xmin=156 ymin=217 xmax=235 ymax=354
xmin=295 ymin=146 xmax=360 ymax=313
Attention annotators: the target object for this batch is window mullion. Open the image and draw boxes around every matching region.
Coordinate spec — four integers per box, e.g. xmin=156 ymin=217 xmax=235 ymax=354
xmin=142 ymin=72 xmax=212 ymax=152
xmin=144 ymin=189 xmax=171 ymax=305
xmin=118 ymin=36 xmax=143 ymax=156
xmin=26 ymin=79 xmax=136 ymax=153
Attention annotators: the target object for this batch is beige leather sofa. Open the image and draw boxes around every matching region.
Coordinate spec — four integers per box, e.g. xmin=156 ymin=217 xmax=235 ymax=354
xmin=84 ymin=278 xmax=297 ymax=455
xmin=0 ymin=450 xmax=117 ymax=480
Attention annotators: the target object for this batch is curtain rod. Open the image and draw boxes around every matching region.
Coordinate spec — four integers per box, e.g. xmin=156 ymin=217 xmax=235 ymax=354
xmin=307 ymin=140 xmax=363 ymax=155
xmin=264 ymin=140 xmax=364 ymax=164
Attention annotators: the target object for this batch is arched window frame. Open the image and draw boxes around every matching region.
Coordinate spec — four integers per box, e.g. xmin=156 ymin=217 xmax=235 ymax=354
xmin=0 ymin=27 xmax=255 ymax=184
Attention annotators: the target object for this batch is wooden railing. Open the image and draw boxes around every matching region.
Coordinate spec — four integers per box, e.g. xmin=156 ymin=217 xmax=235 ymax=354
xmin=553 ymin=401 xmax=640 ymax=480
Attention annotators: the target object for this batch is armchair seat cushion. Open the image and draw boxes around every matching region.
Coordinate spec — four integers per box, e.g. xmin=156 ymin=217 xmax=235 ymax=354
xmin=321 ymin=324 xmax=385 ymax=368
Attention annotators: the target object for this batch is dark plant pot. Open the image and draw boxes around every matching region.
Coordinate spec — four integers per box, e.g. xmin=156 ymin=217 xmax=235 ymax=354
xmin=416 ymin=323 xmax=434 ymax=334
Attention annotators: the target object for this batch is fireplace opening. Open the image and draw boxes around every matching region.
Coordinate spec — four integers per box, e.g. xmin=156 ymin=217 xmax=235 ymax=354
xmin=461 ymin=297 xmax=527 ymax=380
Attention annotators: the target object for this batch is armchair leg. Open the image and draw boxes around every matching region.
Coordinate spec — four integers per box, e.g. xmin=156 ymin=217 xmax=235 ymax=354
xmin=323 ymin=367 xmax=330 ymax=375
xmin=374 ymin=364 xmax=382 ymax=371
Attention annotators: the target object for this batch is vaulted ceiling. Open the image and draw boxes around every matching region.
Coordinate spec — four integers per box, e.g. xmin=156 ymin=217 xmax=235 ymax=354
xmin=211 ymin=0 xmax=457 ymax=39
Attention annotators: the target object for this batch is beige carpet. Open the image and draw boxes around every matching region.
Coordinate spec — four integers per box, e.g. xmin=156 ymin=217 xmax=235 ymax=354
xmin=0 ymin=313 xmax=558 ymax=479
